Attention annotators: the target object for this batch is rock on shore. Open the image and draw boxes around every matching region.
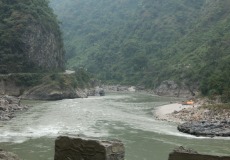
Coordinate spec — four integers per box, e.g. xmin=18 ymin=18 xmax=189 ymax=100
xmin=154 ymin=80 xmax=197 ymax=98
xmin=178 ymin=120 xmax=230 ymax=137
xmin=0 ymin=149 xmax=21 ymax=160
xmin=54 ymin=136 xmax=125 ymax=160
xmin=20 ymin=83 xmax=105 ymax=100
xmin=169 ymin=146 xmax=230 ymax=160
xmin=170 ymin=104 xmax=230 ymax=137
xmin=0 ymin=96 xmax=29 ymax=121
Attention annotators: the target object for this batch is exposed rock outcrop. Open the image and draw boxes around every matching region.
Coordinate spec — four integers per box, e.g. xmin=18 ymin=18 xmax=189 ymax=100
xmin=154 ymin=80 xmax=197 ymax=98
xmin=178 ymin=120 xmax=230 ymax=137
xmin=0 ymin=78 xmax=21 ymax=97
xmin=20 ymin=84 xmax=106 ymax=100
xmin=54 ymin=136 xmax=125 ymax=160
xmin=22 ymin=23 xmax=65 ymax=71
xmin=170 ymin=105 xmax=230 ymax=122
xmin=169 ymin=104 xmax=230 ymax=137
xmin=0 ymin=149 xmax=21 ymax=160
xmin=102 ymin=85 xmax=136 ymax=92
xmin=169 ymin=146 xmax=230 ymax=160
xmin=0 ymin=96 xmax=28 ymax=121
xmin=20 ymin=83 xmax=88 ymax=100
xmin=0 ymin=1 xmax=65 ymax=73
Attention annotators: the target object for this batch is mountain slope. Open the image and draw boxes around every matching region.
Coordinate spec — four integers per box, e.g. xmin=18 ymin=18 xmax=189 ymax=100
xmin=0 ymin=0 xmax=65 ymax=73
xmin=51 ymin=0 xmax=230 ymax=100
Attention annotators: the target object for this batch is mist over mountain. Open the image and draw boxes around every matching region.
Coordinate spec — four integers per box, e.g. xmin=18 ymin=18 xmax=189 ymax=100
xmin=51 ymin=0 xmax=230 ymax=100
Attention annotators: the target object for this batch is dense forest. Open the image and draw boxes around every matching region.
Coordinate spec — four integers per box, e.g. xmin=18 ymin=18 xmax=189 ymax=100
xmin=0 ymin=0 xmax=63 ymax=73
xmin=51 ymin=0 xmax=230 ymax=101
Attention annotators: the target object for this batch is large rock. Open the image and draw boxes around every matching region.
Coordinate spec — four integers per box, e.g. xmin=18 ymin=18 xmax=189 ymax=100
xmin=20 ymin=83 xmax=88 ymax=100
xmin=178 ymin=120 xmax=230 ymax=137
xmin=0 ymin=149 xmax=21 ymax=160
xmin=154 ymin=80 xmax=196 ymax=98
xmin=102 ymin=85 xmax=135 ymax=92
xmin=0 ymin=96 xmax=28 ymax=121
xmin=169 ymin=146 xmax=230 ymax=160
xmin=0 ymin=78 xmax=21 ymax=97
xmin=54 ymin=136 xmax=125 ymax=160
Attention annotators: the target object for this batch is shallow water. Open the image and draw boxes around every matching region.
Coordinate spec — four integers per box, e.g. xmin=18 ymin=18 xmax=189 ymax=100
xmin=0 ymin=93 xmax=229 ymax=160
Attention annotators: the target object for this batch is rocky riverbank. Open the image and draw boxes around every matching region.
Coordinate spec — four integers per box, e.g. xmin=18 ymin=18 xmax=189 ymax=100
xmin=155 ymin=102 xmax=230 ymax=137
xmin=0 ymin=149 xmax=21 ymax=160
xmin=174 ymin=104 xmax=230 ymax=137
xmin=0 ymin=96 xmax=29 ymax=121
xmin=102 ymin=81 xmax=197 ymax=98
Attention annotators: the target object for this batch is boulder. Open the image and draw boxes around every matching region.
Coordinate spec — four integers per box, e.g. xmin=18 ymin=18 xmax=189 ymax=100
xmin=178 ymin=121 xmax=230 ymax=137
xmin=75 ymin=89 xmax=88 ymax=98
xmin=0 ymin=150 xmax=21 ymax=160
xmin=54 ymin=136 xmax=125 ymax=160
xmin=87 ymin=87 xmax=105 ymax=96
xmin=128 ymin=86 xmax=136 ymax=92
xmin=0 ymin=78 xmax=21 ymax=97
xmin=154 ymin=80 xmax=197 ymax=98
xmin=2 ymin=96 xmax=20 ymax=105
xmin=169 ymin=146 xmax=230 ymax=160
xmin=20 ymin=83 xmax=82 ymax=100
xmin=95 ymin=87 xmax=105 ymax=96
xmin=0 ymin=96 xmax=28 ymax=121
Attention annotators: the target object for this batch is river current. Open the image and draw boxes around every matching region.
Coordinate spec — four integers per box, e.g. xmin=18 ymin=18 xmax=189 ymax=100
xmin=0 ymin=93 xmax=229 ymax=160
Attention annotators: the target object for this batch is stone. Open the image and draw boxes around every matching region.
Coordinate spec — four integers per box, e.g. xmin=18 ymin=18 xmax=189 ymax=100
xmin=54 ymin=136 xmax=125 ymax=160
xmin=95 ymin=86 xmax=105 ymax=96
xmin=0 ymin=78 xmax=22 ymax=97
xmin=0 ymin=150 xmax=21 ymax=160
xmin=178 ymin=121 xmax=230 ymax=137
xmin=169 ymin=146 xmax=230 ymax=160
xmin=20 ymin=83 xmax=79 ymax=100
xmin=0 ymin=96 xmax=28 ymax=121
xmin=154 ymin=80 xmax=197 ymax=98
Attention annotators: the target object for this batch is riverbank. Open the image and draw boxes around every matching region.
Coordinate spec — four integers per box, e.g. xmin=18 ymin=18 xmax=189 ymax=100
xmin=153 ymin=103 xmax=198 ymax=124
xmin=0 ymin=149 xmax=20 ymax=160
xmin=154 ymin=101 xmax=230 ymax=137
xmin=0 ymin=96 xmax=29 ymax=121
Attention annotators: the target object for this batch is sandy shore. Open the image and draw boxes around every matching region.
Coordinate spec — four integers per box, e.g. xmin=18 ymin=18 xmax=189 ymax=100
xmin=154 ymin=103 xmax=198 ymax=123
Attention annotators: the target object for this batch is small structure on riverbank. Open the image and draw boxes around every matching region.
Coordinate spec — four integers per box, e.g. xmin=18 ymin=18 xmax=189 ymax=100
xmin=182 ymin=100 xmax=194 ymax=105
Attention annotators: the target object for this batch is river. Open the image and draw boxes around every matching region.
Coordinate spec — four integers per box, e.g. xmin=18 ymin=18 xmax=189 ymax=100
xmin=0 ymin=93 xmax=230 ymax=160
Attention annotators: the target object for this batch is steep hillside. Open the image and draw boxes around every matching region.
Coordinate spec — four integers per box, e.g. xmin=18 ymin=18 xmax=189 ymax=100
xmin=51 ymin=0 xmax=230 ymax=100
xmin=0 ymin=0 xmax=65 ymax=73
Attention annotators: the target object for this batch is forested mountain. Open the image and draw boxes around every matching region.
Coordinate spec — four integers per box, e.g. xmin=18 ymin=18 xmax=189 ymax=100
xmin=51 ymin=0 xmax=230 ymax=100
xmin=0 ymin=0 xmax=65 ymax=73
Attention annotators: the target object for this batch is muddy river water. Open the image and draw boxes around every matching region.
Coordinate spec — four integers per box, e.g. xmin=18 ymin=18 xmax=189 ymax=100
xmin=0 ymin=93 xmax=229 ymax=160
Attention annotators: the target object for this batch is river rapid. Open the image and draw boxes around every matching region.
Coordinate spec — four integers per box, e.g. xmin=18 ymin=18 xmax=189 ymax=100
xmin=0 ymin=93 xmax=229 ymax=160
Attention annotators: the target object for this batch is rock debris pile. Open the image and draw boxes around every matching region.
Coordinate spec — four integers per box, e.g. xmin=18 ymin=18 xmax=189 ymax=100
xmin=0 ymin=96 xmax=29 ymax=121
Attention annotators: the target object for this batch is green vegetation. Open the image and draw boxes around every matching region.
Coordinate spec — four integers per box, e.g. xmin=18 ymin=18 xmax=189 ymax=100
xmin=50 ymin=0 xmax=230 ymax=101
xmin=0 ymin=0 xmax=62 ymax=73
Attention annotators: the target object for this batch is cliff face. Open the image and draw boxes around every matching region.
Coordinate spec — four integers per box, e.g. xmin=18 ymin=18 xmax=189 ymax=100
xmin=0 ymin=0 xmax=65 ymax=73
xmin=22 ymin=24 xmax=65 ymax=71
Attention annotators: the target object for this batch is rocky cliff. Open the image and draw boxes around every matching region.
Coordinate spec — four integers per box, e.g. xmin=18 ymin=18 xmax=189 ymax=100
xmin=0 ymin=0 xmax=65 ymax=73
xmin=154 ymin=80 xmax=198 ymax=98
xmin=21 ymin=23 xmax=65 ymax=71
